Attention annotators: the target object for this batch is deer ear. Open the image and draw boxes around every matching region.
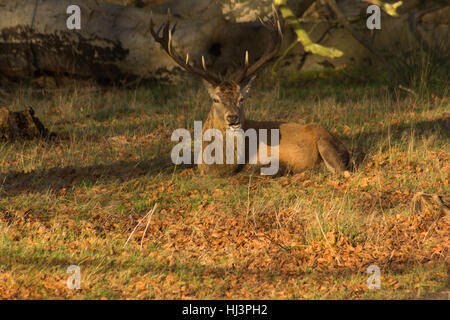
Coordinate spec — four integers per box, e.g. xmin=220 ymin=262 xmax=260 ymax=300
xmin=240 ymin=75 xmax=256 ymax=96
xmin=202 ymin=80 xmax=217 ymax=97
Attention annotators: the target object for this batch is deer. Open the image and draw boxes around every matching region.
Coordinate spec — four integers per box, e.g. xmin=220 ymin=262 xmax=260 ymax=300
xmin=150 ymin=6 xmax=350 ymax=176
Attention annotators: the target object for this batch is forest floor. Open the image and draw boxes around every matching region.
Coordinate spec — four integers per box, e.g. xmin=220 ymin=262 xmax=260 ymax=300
xmin=0 ymin=71 xmax=448 ymax=299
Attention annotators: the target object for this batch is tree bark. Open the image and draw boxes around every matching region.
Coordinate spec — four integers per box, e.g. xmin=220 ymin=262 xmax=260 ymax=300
xmin=0 ymin=0 xmax=276 ymax=84
xmin=0 ymin=0 xmax=447 ymax=84
xmin=0 ymin=106 xmax=54 ymax=140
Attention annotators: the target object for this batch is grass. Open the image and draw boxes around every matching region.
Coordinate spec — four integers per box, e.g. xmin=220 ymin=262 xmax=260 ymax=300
xmin=0 ymin=70 xmax=448 ymax=299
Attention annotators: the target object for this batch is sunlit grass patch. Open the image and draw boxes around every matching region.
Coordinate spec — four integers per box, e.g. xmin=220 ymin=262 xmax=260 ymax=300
xmin=0 ymin=72 xmax=448 ymax=299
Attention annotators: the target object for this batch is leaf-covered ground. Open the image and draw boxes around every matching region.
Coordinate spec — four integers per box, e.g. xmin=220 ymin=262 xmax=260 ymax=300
xmin=0 ymin=74 xmax=448 ymax=299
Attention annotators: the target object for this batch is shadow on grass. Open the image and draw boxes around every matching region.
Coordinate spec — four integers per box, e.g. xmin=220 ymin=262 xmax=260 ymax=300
xmin=3 ymin=247 xmax=442 ymax=299
xmin=0 ymin=156 xmax=185 ymax=197
xmin=345 ymin=115 xmax=450 ymax=168
xmin=1 ymin=116 xmax=448 ymax=197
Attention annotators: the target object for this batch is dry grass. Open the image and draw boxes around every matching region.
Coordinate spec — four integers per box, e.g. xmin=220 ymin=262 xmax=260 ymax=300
xmin=0 ymin=72 xmax=448 ymax=299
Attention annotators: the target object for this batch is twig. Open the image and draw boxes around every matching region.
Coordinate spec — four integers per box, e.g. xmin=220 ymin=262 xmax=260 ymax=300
xmin=411 ymin=192 xmax=450 ymax=215
xmin=247 ymin=174 xmax=252 ymax=224
xmin=272 ymin=23 xmax=338 ymax=76
xmin=140 ymin=203 xmax=158 ymax=249
xmin=324 ymin=0 xmax=387 ymax=64
xmin=274 ymin=0 xmax=343 ymax=59
xmin=124 ymin=204 xmax=157 ymax=247
xmin=408 ymin=7 xmax=447 ymax=55
xmin=398 ymin=85 xmax=417 ymax=97
xmin=361 ymin=0 xmax=403 ymax=17
xmin=261 ymin=233 xmax=291 ymax=252
xmin=315 ymin=211 xmax=341 ymax=265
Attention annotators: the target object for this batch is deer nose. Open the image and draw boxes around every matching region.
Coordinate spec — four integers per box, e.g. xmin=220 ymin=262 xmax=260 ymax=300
xmin=226 ymin=115 xmax=239 ymax=124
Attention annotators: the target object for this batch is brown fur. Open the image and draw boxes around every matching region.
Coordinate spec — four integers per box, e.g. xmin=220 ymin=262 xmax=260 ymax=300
xmin=198 ymin=81 xmax=350 ymax=176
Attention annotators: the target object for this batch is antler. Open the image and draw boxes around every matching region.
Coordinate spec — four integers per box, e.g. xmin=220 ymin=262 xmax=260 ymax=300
xmin=150 ymin=11 xmax=221 ymax=86
xmin=235 ymin=4 xmax=283 ymax=83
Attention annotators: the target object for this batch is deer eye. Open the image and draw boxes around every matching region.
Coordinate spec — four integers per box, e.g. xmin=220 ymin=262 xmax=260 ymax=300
xmin=213 ymin=98 xmax=220 ymax=103
xmin=239 ymin=97 xmax=244 ymax=104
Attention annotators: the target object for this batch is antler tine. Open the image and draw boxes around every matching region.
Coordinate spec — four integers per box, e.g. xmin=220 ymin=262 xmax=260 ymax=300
xmin=277 ymin=20 xmax=282 ymax=36
xmin=167 ymin=28 xmax=173 ymax=55
xmin=150 ymin=11 xmax=155 ymax=30
xmin=245 ymin=50 xmax=249 ymax=69
xmin=150 ymin=13 xmax=164 ymax=42
xmin=257 ymin=15 xmax=265 ymax=26
xmin=236 ymin=5 xmax=283 ymax=83
xmin=163 ymin=21 xmax=171 ymax=38
xmin=201 ymin=56 xmax=208 ymax=72
xmin=149 ymin=13 xmax=221 ymax=86
xmin=272 ymin=3 xmax=279 ymax=21
xmin=156 ymin=24 xmax=164 ymax=37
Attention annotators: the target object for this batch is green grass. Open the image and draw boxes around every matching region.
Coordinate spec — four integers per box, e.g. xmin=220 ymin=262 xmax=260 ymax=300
xmin=0 ymin=70 xmax=448 ymax=299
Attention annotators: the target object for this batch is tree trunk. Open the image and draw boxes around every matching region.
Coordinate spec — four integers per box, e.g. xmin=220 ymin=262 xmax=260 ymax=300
xmin=0 ymin=0 xmax=447 ymax=84
xmin=0 ymin=0 xmax=279 ymax=84
xmin=0 ymin=106 xmax=54 ymax=140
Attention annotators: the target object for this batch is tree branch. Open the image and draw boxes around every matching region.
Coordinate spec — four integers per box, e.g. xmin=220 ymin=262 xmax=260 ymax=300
xmin=324 ymin=0 xmax=387 ymax=63
xmin=274 ymin=0 xmax=343 ymax=58
xmin=361 ymin=0 xmax=403 ymax=17
xmin=408 ymin=6 xmax=448 ymax=55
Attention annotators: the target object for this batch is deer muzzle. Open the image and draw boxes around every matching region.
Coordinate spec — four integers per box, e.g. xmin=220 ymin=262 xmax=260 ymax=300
xmin=226 ymin=114 xmax=241 ymax=131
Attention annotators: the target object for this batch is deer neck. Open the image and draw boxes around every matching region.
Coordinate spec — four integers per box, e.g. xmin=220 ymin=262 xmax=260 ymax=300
xmin=198 ymin=106 xmax=244 ymax=175
xmin=203 ymin=107 xmax=228 ymax=133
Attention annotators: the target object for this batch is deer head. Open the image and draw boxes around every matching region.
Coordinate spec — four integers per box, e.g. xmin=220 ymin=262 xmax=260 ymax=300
xmin=150 ymin=5 xmax=283 ymax=131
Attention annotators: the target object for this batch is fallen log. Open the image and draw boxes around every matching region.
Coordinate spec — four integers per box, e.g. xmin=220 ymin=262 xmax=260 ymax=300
xmin=0 ymin=106 xmax=54 ymax=140
xmin=0 ymin=0 xmax=447 ymax=84
xmin=0 ymin=0 xmax=279 ymax=84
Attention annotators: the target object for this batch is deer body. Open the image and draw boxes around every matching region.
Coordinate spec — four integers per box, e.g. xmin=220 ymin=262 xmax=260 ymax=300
xmin=151 ymin=6 xmax=350 ymax=176
xmin=197 ymin=81 xmax=350 ymax=176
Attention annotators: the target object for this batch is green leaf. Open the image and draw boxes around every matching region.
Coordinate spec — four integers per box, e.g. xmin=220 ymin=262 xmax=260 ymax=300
xmin=274 ymin=0 xmax=343 ymax=59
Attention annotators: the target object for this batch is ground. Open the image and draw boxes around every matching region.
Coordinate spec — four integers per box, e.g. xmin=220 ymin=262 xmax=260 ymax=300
xmin=0 ymin=71 xmax=448 ymax=299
